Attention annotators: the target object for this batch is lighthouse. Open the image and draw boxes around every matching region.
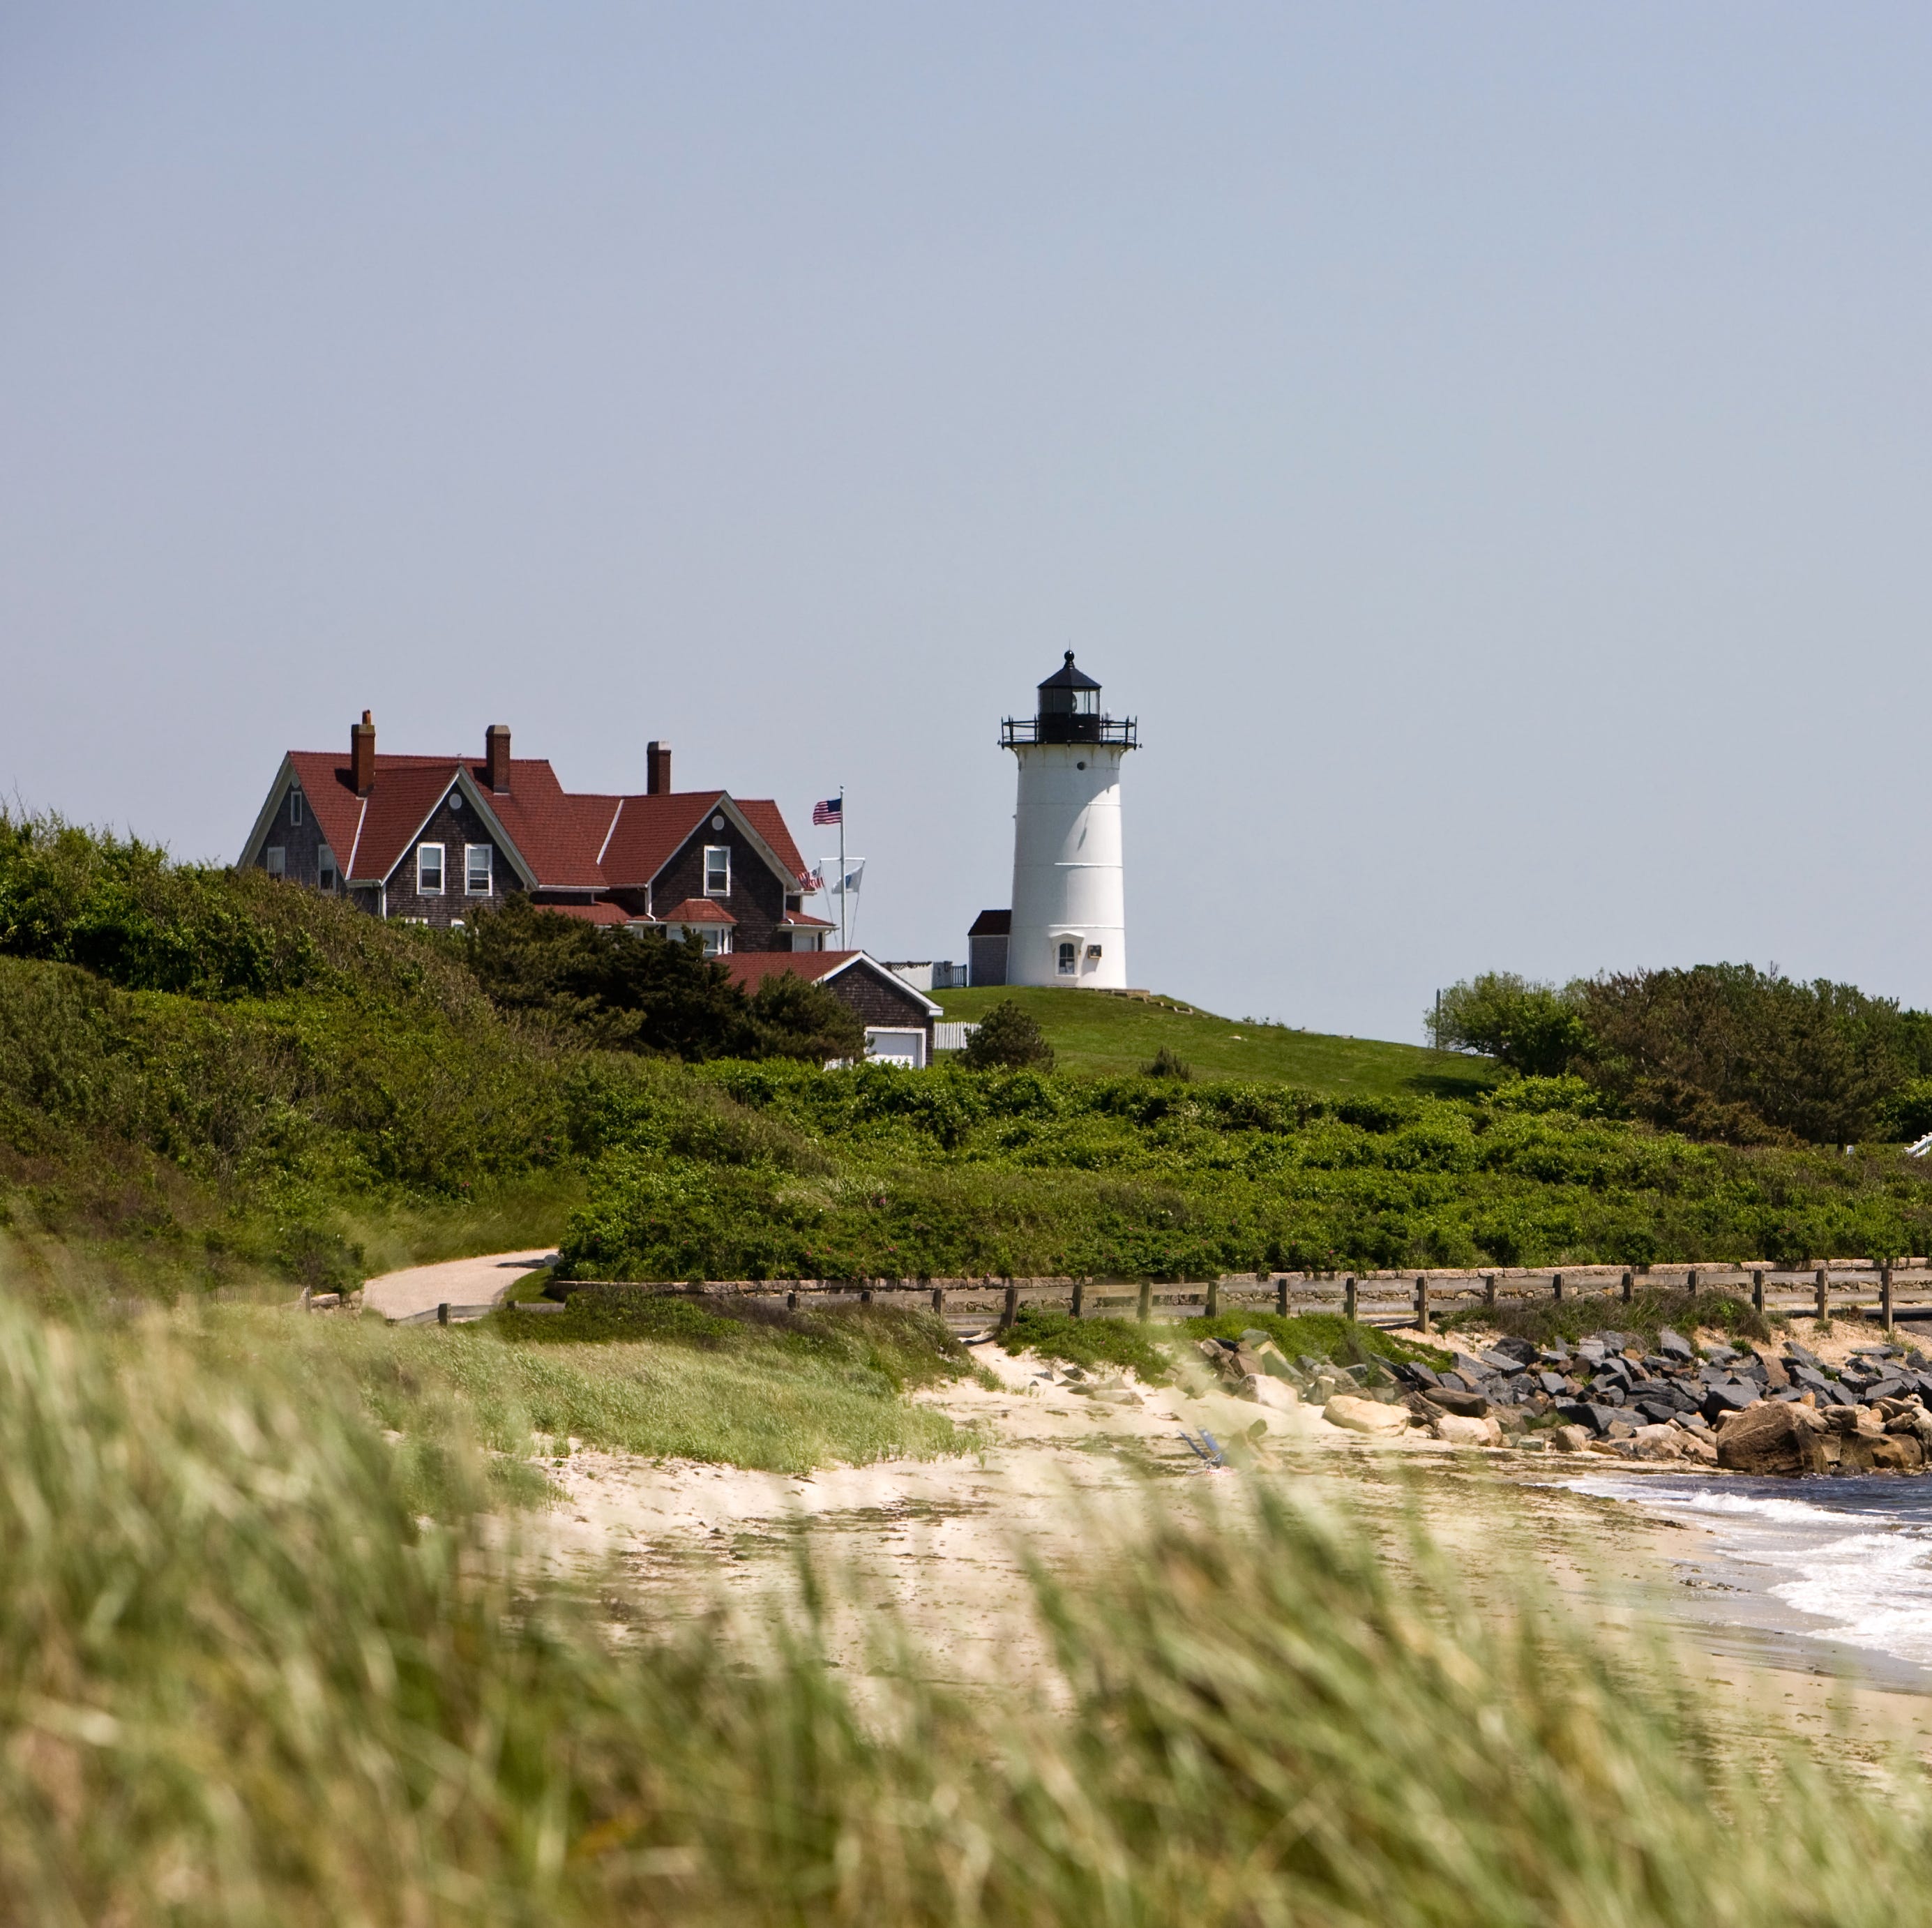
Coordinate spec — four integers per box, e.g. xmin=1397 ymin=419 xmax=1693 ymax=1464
xmin=1000 ymin=652 xmax=1138 ymax=990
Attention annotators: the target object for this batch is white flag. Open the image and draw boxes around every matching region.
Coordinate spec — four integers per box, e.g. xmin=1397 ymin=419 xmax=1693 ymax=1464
xmin=827 ymin=859 xmax=865 ymax=898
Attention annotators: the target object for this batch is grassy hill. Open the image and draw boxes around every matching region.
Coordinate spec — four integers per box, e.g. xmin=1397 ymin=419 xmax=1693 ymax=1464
xmin=932 ymin=986 xmax=1500 ymax=1097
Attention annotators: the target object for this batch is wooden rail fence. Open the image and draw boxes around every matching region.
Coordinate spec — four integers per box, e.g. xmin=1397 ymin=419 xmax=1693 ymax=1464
xmin=629 ymin=1260 xmax=1932 ymax=1336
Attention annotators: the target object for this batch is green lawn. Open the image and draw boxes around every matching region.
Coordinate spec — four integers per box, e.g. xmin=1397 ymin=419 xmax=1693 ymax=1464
xmin=931 ymin=985 xmax=1500 ymax=1097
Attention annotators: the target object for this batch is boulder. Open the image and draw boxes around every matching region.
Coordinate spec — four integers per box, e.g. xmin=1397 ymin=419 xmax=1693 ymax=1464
xmin=1700 ymin=1384 xmax=1758 ymax=1423
xmin=1716 ymin=1401 xmax=1829 ymax=1477
xmin=1244 ymin=1373 xmax=1301 ymax=1412
xmin=1556 ymin=1400 xmax=1620 ymax=1437
xmin=1425 ymin=1387 xmax=1490 ymax=1419
xmin=1753 ymin=1348 xmax=1790 ymax=1389
xmin=1548 ymin=1424 xmax=1594 ymax=1453
xmin=1658 ymin=1327 xmax=1694 ymax=1362
xmin=1680 ymin=1433 xmax=1719 ymax=1465
xmin=1324 ymin=1394 xmax=1412 ymax=1439
xmin=1633 ymin=1423 xmax=1686 ymax=1460
xmin=1433 ymin=1412 xmax=1503 ymax=1447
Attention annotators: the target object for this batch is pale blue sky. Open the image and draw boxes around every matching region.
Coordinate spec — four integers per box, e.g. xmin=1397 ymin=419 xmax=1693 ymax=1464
xmin=4 ymin=5 xmax=1930 ymax=1038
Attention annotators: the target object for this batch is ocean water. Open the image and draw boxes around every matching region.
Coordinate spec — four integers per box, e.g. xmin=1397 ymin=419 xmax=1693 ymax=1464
xmin=1569 ymin=1471 xmax=1932 ymax=1679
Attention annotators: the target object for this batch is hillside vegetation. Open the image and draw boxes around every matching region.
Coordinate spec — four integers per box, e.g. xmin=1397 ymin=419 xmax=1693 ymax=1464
xmin=8 ymin=815 xmax=1932 ymax=1294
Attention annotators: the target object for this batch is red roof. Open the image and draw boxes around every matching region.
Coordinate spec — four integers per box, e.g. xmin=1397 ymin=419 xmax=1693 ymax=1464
xmin=778 ymin=910 xmax=834 ymax=928
xmin=266 ymin=742 xmax=808 ymax=901
xmin=534 ymin=901 xmax=637 ymax=926
xmin=720 ymin=951 xmax=857 ymax=991
xmin=658 ymin=898 xmax=736 ymax=925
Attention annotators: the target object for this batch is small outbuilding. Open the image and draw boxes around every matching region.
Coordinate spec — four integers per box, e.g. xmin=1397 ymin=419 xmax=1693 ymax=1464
xmin=722 ymin=951 xmax=942 ymax=1067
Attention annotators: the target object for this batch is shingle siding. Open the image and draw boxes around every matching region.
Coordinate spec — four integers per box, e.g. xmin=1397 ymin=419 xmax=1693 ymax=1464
xmin=378 ymin=792 xmax=513 ymax=928
xmin=651 ymin=815 xmax=787 ymax=950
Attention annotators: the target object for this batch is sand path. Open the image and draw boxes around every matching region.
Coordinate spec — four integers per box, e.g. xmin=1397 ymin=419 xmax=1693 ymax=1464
xmin=363 ymin=1248 xmax=557 ymax=1321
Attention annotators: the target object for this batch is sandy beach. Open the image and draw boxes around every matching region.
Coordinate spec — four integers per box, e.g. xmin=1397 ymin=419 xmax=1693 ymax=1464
xmin=525 ymin=1330 xmax=1932 ymax=1765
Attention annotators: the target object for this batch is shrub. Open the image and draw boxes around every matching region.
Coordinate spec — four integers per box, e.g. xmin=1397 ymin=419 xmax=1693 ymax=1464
xmin=961 ymin=1000 xmax=1055 ymax=1071
xmin=1428 ymin=973 xmax=1587 ymax=1075
xmin=1144 ymin=1044 xmax=1193 ymax=1080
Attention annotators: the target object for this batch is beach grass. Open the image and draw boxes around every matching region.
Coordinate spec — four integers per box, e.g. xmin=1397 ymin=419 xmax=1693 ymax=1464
xmin=6 ymin=1281 xmax=1931 ymax=1923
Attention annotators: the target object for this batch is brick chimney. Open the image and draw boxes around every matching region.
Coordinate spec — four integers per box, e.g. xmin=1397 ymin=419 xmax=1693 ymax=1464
xmin=351 ymin=710 xmax=375 ymax=795
xmin=485 ymin=723 xmax=511 ymax=793
xmin=647 ymin=740 xmax=672 ymax=796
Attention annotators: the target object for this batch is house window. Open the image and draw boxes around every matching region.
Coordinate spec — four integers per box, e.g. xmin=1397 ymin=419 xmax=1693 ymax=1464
xmin=265 ymin=847 xmax=285 ymax=878
xmin=696 ymin=926 xmax=730 ymax=957
xmin=1057 ymin=940 xmax=1077 ymax=975
xmin=317 ymin=845 xmax=338 ymax=891
xmin=704 ymin=845 xmax=730 ymax=896
xmin=465 ymin=844 xmax=492 ymax=895
xmin=289 ymin=788 xmax=303 ymax=827
xmin=418 ymin=843 xmax=445 ymax=895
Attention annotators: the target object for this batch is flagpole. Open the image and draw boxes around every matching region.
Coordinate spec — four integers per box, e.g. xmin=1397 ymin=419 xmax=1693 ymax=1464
xmin=838 ymin=786 xmax=846 ymax=951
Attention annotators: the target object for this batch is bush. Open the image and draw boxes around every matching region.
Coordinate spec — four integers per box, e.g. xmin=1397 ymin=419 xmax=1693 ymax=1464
xmin=1144 ymin=1044 xmax=1193 ymax=1080
xmin=961 ymin=1000 xmax=1055 ymax=1071
xmin=1428 ymin=973 xmax=1587 ymax=1075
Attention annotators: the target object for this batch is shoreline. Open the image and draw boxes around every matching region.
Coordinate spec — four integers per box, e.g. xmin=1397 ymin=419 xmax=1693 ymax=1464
xmin=527 ymin=1339 xmax=1932 ymax=1761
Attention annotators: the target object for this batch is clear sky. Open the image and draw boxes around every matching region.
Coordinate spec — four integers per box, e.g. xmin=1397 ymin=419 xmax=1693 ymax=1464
xmin=4 ymin=4 xmax=1929 ymax=1040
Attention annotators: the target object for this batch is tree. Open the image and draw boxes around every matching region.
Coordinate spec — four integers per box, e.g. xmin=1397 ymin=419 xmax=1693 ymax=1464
xmin=462 ymin=899 xmax=862 ymax=1062
xmin=960 ymin=1000 xmax=1055 ymax=1071
xmin=1427 ymin=974 xmax=1587 ymax=1076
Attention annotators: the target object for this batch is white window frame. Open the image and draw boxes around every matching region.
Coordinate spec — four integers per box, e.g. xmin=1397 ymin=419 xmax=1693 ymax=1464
xmin=465 ymin=843 xmax=492 ymax=896
xmin=1057 ymin=940 xmax=1077 ymax=975
xmin=695 ymin=926 xmax=730 ymax=957
xmin=317 ymin=844 xmax=338 ymax=891
xmin=265 ymin=846 xmax=285 ymax=878
xmin=703 ymin=845 xmax=730 ymax=897
xmin=417 ymin=843 xmax=445 ymax=896
xmin=289 ymin=788 xmax=303 ymax=827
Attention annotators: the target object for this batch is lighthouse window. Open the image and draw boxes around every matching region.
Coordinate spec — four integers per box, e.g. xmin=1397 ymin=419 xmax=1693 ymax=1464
xmin=1057 ymin=941 xmax=1078 ymax=976
xmin=1074 ymin=688 xmax=1098 ymax=715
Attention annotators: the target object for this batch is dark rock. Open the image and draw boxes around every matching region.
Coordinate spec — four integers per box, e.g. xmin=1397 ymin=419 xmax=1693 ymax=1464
xmin=1704 ymin=1342 xmax=1739 ymax=1366
xmin=1426 ymin=1387 xmax=1490 ymax=1419
xmin=1493 ymin=1335 xmax=1540 ymax=1365
xmin=1701 ymin=1384 xmax=1757 ymax=1422
xmin=1659 ymin=1327 xmax=1693 ymax=1362
xmin=1401 ymin=1361 xmax=1443 ymax=1388
xmin=1479 ymin=1349 xmax=1528 ymax=1376
xmin=1675 ymin=1410 xmax=1712 ymax=1433
xmin=1868 ymin=1377 xmax=1911 ymax=1404
xmin=1633 ymin=1399 xmax=1682 ymax=1426
xmin=1557 ymin=1400 xmax=1620 ymax=1437
xmin=1537 ymin=1371 xmax=1569 ymax=1396
xmin=1786 ymin=1342 xmax=1824 ymax=1371
xmin=1912 ymin=1371 xmax=1932 ymax=1403
xmin=1716 ymin=1403 xmax=1829 ymax=1476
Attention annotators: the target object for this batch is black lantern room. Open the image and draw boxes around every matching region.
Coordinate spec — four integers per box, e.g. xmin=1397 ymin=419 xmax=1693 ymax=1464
xmin=1001 ymin=652 xmax=1138 ymax=749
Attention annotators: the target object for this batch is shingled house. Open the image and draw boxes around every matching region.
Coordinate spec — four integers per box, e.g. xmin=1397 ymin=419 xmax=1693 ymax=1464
xmin=238 ymin=713 xmax=833 ymax=953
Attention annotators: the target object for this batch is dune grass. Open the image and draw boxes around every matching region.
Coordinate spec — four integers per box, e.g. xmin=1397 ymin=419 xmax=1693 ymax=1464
xmin=220 ymin=1302 xmax=970 ymax=1477
xmin=6 ymin=1282 xmax=1932 ymax=1922
xmin=933 ymin=984 xmax=1501 ymax=1096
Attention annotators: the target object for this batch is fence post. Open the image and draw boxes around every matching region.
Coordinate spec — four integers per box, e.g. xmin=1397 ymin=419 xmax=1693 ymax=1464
xmin=932 ymin=1285 xmax=945 ymax=1317
xmin=1816 ymin=1266 xmax=1829 ymax=1323
xmin=1415 ymin=1275 xmax=1431 ymax=1334
xmin=1344 ymin=1276 xmax=1357 ymax=1323
xmin=1882 ymin=1263 xmax=1894 ymax=1335
xmin=1686 ymin=1268 xmax=1698 ymax=1298
xmin=437 ymin=1302 xmax=450 ymax=1327
xmin=861 ymin=1286 xmax=873 ymax=1305
xmin=1752 ymin=1269 xmax=1765 ymax=1315
xmin=1138 ymin=1279 xmax=1152 ymax=1325
xmin=1484 ymin=1273 xmax=1496 ymax=1309
xmin=299 ymin=1286 xmax=312 ymax=1314
xmin=787 ymin=1290 xmax=799 ymax=1311
xmin=1620 ymin=1270 xmax=1632 ymax=1304
xmin=1206 ymin=1277 xmax=1221 ymax=1320
xmin=1000 ymin=1283 xmax=1018 ymax=1332
xmin=1276 ymin=1276 xmax=1289 ymax=1317
xmin=1071 ymin=1279 xmax=1084 ymax=1320
xmin=1552 ymin=1272 xmax=1564 ymax=1302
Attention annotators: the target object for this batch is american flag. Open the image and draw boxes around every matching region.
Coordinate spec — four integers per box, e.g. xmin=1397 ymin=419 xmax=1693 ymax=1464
xmin=800 ymin=866 xmax=824 ymax=893
xmin=812 ymin=795 xmax=843 ymax=827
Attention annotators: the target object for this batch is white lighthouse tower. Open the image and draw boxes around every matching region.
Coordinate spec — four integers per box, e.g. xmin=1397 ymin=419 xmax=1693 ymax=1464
xmin=1002 ymin=652 xmax=1138 ymax=990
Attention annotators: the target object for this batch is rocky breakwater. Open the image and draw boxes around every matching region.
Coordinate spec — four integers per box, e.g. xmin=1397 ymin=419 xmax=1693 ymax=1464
xmin=1199 ymin=1326 xmax=1932 ymax=1474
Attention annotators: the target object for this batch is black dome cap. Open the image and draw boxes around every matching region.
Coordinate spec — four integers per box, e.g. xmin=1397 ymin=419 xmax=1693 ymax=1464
xmin=1038 ymin=649 xmax=1101 ymax=692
